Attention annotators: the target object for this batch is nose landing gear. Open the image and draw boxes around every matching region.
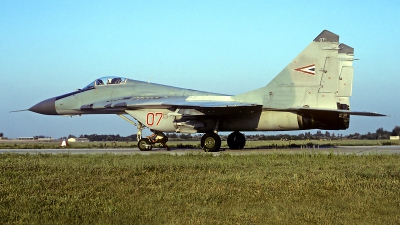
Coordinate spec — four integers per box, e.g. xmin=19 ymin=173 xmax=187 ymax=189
xmin=138 ymin=138 xmax=153 ymax=151
xmin=138 ymin=131 xmax=171 ymax=151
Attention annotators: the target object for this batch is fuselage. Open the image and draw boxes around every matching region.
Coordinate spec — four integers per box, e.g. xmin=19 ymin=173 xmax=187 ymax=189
xmin=29 ymin=77 xmax=305 ymax=133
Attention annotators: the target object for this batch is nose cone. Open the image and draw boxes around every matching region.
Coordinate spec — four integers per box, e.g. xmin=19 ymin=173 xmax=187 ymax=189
xmin=29 ymin=97 xmax=58 ymax=115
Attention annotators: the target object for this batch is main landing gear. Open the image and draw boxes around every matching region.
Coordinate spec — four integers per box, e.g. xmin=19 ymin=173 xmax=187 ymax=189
xmin=201 ymin=131 xmax=246 ymax=152
xmin=201 ymin=133 xmax=221 ymax=152
xmin=227 ymin=131 xmax=246 ymax=150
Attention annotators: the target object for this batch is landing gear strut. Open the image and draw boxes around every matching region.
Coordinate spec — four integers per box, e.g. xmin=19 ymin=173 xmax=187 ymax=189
xmin=117 ymin=114 xmax=144 ymax=140
xmin=227 ymin=131 xmax=246 ymax=149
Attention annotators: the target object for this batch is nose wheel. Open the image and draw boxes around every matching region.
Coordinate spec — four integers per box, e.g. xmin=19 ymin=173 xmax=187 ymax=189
xmin=201 ymin=133 xmax=221 ymax=152
xmin=138 ymin=138 xmax=152 ymax=151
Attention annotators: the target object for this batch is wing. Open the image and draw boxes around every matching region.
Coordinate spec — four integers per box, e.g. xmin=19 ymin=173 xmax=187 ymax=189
xmin=267 ymin=107 xmax=386 ymax=117
xmin=81 ymin=96 xmax=385 ymax=117
xmin=81 ymin=96 xmax=262 ymax=113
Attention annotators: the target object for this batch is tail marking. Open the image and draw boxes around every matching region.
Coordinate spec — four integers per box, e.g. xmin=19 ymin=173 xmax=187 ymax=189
xmin=293 ymin=64 xmax=316 ymax=76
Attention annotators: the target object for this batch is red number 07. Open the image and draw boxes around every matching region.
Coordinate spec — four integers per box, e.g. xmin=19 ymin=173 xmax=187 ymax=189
xmin=146 ymin=112 xmax=163 ymax=126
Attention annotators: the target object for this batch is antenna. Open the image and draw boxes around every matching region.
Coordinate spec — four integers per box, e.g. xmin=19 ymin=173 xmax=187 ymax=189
xmin=10 ymin=109 xmax=29 ymax=113
xmin=147 ymin=74 xmax=154 ymax=83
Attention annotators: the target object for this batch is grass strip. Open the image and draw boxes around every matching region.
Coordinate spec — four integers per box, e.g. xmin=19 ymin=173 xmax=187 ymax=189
xmin=1 ymin=153 xmax=400 ymax=224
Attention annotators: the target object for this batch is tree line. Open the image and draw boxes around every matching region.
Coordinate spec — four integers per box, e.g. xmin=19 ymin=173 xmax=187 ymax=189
xmin=57 ymin=126 xmax=400 ymax=142
xmin=2 ymin=126 xmax=399 ymax=142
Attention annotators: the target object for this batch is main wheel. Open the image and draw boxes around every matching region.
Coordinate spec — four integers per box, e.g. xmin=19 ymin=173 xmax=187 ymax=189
xmin=227 ymin=131 xmax=246 ymax=149
xmin=201 ymin=133 xmax=221 ymax=152
xmin=138 ymin=138 xmax=152 ymax=151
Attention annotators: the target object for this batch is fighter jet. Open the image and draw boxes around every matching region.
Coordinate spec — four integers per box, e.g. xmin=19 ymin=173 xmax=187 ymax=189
xmin=26 ymin=30 xmax=385 ymax=151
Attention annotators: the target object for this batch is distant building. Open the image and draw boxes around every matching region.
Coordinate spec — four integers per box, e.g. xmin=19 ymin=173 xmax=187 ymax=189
xmin=18 ymin=137 xmax=53 ymax=141
xmin=0 ymin=137 xmax=8 ymax=140
xmin=38 ymin=137 xmax=53 ymax=141
xmin=68 ymin=137 xmax=90 ymax=142
xmin=18 ymin=137 xmax=38 ymax=140
xmin=390 ymin=136 xmax=399 ymax=140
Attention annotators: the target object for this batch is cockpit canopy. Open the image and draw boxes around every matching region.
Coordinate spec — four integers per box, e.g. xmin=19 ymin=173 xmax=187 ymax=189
xmin=83 ymin=76 xmax=127 ymax=90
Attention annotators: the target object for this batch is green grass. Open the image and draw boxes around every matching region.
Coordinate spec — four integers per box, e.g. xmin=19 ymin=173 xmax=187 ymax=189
xmin=1 ymin=153 xmax=400 ymax=224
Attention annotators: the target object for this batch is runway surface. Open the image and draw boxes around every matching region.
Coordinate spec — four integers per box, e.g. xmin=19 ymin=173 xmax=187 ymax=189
xmin=1 ymin=146 xmax=400 ymax=155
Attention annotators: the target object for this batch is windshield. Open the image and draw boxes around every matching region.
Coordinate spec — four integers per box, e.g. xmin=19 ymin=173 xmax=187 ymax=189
xmin=82 ymin=76 xmax=127 ymax=89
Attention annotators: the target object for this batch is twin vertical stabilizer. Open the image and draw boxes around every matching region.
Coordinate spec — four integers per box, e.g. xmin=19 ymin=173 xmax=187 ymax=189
xmin=235 ymin=30 xmax=355 ymax=111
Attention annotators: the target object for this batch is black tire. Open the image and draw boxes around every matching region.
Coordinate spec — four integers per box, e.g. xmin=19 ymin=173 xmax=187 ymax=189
xmin=162 ymin=136 xmax=168 ymax=143
xmin=227 ymin=131 xmax=246 ymax=149
xmin=201 ymin=133 xmax=221 ymax=152
xmin=138 ymin=138 xmax=152 ymax=151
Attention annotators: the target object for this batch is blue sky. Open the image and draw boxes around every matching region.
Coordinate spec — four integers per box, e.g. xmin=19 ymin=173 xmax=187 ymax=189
xmin=1 ymin=0 xmax=399 ymax=138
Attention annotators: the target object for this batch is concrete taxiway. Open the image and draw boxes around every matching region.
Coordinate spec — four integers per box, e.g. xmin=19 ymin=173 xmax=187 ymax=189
xmin=1 ymin=146 xmax=400 ymax=155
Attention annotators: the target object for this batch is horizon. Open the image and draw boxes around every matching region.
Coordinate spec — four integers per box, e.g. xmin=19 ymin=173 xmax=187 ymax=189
xmin=1 ymin=1 xmax=399 ymax=138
